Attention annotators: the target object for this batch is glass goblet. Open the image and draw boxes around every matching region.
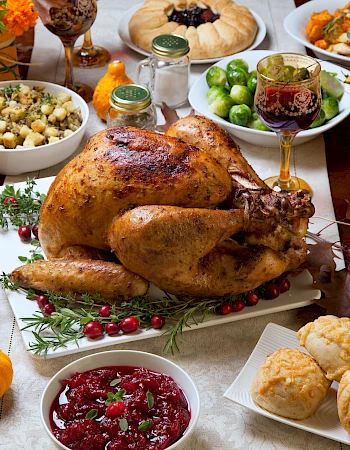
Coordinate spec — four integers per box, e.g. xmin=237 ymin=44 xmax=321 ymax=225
xmin=44 ymin=0 xmax=98 ymax=102
xmin=254 ymin=53 xmax=322 ymax=194
xmin=72 ymin=29 xmax=110 ymax=68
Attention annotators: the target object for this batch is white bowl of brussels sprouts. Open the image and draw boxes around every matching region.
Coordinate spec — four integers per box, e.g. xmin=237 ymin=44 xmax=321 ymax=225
xmin=189 ymin=50 xmax=350 ymax=148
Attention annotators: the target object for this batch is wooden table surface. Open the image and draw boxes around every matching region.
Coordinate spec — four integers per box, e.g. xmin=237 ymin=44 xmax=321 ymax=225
xmin=2 ymin=1 xmax=350 ymax=263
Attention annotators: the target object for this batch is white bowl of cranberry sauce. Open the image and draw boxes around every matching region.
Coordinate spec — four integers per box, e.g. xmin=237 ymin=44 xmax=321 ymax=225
xmin=41 ymin=350 xmax=200 ymax=450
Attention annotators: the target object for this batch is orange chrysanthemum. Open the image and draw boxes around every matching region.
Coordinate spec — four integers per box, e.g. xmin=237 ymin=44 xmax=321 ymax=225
xmin=3 ymin=0 xmax=38 ymax=37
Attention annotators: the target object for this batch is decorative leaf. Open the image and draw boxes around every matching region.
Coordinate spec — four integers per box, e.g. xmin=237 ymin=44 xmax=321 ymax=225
xmin=146 ymin=391 xmax=154 ymax=409
xmin=119 ymin=418 xmax=128 ymax=431
xmin=314 ymin=266 xmax=350 ymax=317
xmin=110 ymin=378 xmax=122 ymax=387
xmin=138 ymin=420 xmax=153 ymax=431
xmin=85 ymin=409 xmax=98 ymax=419
xmin=18 ymin=256 xmax=28 ymax=262
xmin=105 ymin=389 xmax=126 ymax=405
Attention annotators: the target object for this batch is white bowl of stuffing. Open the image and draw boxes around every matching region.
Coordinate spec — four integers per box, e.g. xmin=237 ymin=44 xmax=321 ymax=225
xmin=0 ymin=80 xmax=89 ymax=175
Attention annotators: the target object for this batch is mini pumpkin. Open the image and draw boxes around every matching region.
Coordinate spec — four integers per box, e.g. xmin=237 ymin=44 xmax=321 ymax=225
xmin=0 ymin=350 xmax=13 ymax=397
xmin=92 ymin=60 xmax=134 ymax=121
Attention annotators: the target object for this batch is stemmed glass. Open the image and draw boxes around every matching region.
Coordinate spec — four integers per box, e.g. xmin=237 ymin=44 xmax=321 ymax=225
xmin=72 ymin=29 xmax=110 ymax=68
xmin=254 ymin=53 xmax=322 ymax=194
xmin=44 ymin=0 xmax=98 ymax=102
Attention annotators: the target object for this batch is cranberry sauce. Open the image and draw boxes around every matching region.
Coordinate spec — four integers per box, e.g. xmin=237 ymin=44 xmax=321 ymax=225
xmin=50 ymin=366 xmax=191 ymax=450
xmin=168 ymin=6 xmax=220 ymax=27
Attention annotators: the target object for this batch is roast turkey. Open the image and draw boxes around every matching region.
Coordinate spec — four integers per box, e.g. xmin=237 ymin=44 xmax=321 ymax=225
xmin=12 ymin=116 xmax=314 ymax=299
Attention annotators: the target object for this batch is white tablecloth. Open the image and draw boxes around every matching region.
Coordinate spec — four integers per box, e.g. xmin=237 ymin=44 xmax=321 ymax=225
xmin=0 ymin=1 xmax=347 ymax=449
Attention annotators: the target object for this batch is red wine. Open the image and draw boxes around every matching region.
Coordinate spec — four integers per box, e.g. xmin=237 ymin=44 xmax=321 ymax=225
xmin=255 ymin=86 xmax=320 ymax=132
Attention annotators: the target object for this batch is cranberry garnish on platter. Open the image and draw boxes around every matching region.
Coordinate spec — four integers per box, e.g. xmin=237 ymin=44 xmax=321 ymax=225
xmin=265 ymin=283 xmax=280 ymax=299
xmin=119 ymin=316 xmax=140 ymax=333
xmin=83 ymin=321 xmax=104 ymax=339
xmin=151 ymin=315 xmax=165 ymax=330
xmin=105 ymin=322 xmax=120 ymax=336
xmin=18 ymin=225 xmax=31 ymax=241
xmin=42 ymin=303 xmax=56 ymax=316
xmin=32 ymin=223 xmax=39 ymax=239
xmin=3 ymin=196 xmax=17 ymax=205
xmin=246 ymin=292 xmax=259 ymax=306
xmin=98 ymin=305 xmax=111 ymax=317
xmin=232 ymin=299 xmax=245 ymax=312
xmin=220 ymin=301 xmax=233 ymax=315
xmin=50 ymin=366 xmax=191 ymax=450
xmin=36 ymin=294 xmax=49 ymax=310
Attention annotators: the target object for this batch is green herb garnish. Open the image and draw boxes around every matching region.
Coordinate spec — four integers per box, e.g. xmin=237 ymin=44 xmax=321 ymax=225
xmin=105 ymin=389 xmax=126 ymax=406
xmin=1 ymin=84 xmax=20 ymax=100
xmin=110 ymin=378 xmax=122 ymax=387
xmin=85 ymin=409 xmax=98 ymax=419
xmin=323 ymin=11 xmax=349 ymax=37
xmin=138 ymin=421 xmax=153 ymax=431
xmin=146 ymin=391 xmax=154 ymax=409
xmin=18 ymin=240 xmax=44 ymax=264
xmin=119 ymin=418 xmax=128 ymax=431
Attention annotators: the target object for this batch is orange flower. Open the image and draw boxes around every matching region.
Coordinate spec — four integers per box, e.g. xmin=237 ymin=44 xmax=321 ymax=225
xmin=3 ymin=0 xmax=38 ymax=36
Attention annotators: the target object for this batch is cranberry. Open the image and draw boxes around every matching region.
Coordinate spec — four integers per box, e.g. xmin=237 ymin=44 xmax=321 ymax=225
xmin=98 ymin=305 xmax=111 ymax=317
xmin=232 ymin=299 xmax=245 ymax=312
xmin=106 ymin=401 xmax=126 ymax=418
xmin=246 ymin=292 xmax=259 ymax=306
xmin=151 ymin=315 xmax=165 ymax=329
xmin=106 ymin=322 xmax=120 ymax=336
xmin=4 ymin=196 xmax=17 ymax=205
xmin=220 ymin=301 xmax=233 ymax=315
xmin=36 ymin=294 xmax=49 ymax=310
xmin=119 ymin=316 xmax=139 ymax=333
xmin=18 ymin=225 xmax=31 ymax=241
xmin=265 ymin=283 xmax=280 ymax=299
xmin=42 ymin=303 xmax=56 ymax=316
xmin=279 ymin=278 xmax=291 ymax=294
xmin=83 ymin=321 xmax=104 ymax=339
xmin=32 ymin=224 xmax=39 ymax=239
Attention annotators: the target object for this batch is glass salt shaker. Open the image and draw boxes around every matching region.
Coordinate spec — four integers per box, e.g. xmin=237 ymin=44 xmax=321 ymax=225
xmin=136 ymin=34 xmax=190 ymax=108
xmin=106 ymin=84 xmax=157 ymax=130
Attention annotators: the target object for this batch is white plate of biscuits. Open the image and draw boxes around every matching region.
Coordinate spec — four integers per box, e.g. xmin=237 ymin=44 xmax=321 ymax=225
xmin=117 ymin=2 xmax=266 ymax=64
xmin=224 ymin=320 xmax=350 ymax=446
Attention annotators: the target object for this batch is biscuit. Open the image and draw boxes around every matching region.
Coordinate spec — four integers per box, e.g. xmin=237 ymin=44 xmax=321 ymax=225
xmin=338 ymin=370 xmax=350 ymax=433
xmin=297 ymin=315 xmax=350 ymax=382
xmin=250 ymin=348 xmax=331 ymax=420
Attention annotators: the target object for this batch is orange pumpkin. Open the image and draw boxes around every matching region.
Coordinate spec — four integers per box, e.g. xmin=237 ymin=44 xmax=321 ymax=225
xmin=0 ymin=350 xmax=13 ymax=397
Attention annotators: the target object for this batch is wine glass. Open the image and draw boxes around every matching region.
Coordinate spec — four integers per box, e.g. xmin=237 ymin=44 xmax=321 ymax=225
xmin=44 ymin=0 xmax=98 ymax=102
xmin=72 ymin=29 xmax=110 ymax=68
xmin=254 ymin=53 xmax=321 ymax=194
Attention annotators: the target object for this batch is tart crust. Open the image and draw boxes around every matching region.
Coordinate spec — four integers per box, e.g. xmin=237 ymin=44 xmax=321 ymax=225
xmin=128 ymin=0 xmax=258 ymax=60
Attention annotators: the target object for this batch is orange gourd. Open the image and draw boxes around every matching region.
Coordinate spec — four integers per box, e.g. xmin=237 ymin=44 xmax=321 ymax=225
xmin=92 ymin=60 xmax=134 ymax=121
xmin=0 ymin=350 xmax=13 ymax=397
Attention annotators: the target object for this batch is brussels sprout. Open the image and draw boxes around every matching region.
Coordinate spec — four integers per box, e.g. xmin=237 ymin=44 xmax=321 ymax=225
xmin=229 ymin=104 xmax=251 ymax=127
xmin=293 ymin=67 xmax=310 ymax=81
xmin=248 ymin=114 xmax=271 ymax=131
xmin=230 ymin=85 xmax=253 ymax=106
xmin=276 ymin=65 xmax=295 ymax=82
xmin=207 ymin=85 xmax=230 ymax=105
xmin=320 ymin=70 xmax=344 ymax=99
xmin=263 ymin=54 xmax=284 ymax=78
xmin=309 ymin=109 xmax=326 ymax=129
xmin=226 ymin=58 xmax=249 ymax=74
xmin=247 ymin=74 xmax=257 ymax=93
xmin=206 ymin=66 xmax=227 ymax=87
xmin=209 ymin=94 xmax=234 ymax=118
xmin=227 ymin=68 xmax=248 ymax=87
xmin=321 ymin=96 xmax=339 ymax=120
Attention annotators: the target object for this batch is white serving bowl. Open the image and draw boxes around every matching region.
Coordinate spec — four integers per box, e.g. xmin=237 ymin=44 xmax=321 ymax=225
xmin=41 ymin=350 xmax=200 ymax=450
xmin=189 ymin=50 xmax=350 ymax=148
xmin=284 ymin=0 xmax=350 ymax=66
xmin=0 ymin=80 xmax=89 ymax=175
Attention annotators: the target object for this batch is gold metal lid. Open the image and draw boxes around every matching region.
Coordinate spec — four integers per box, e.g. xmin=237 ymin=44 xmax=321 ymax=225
xmin=152 ymin=34 xmax=190 ymax=58
xmin=110 ymin=84 xmax=152 ymax=111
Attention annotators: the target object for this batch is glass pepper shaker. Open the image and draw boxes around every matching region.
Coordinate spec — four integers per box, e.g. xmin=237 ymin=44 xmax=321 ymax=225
xmin=106 ymin=84 xmax=157 ymax=130
xmin=136 ymin=34 xmax=190 ymax=108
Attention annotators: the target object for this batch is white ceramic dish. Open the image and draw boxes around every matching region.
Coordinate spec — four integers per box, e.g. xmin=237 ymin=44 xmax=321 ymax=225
xmin=0 ymin=81 xmax=89 ymax=176
xmin=41 ymin=350 xmax=200 ymax=450
xmin=284 ymin=0 xmax=350 ymax=67
xmin=117 ymin=3 xmax=266 ymax=64
xmin=188 ymin=50 xmax=350 ymax=148
xmin=224 ymin=323 xmax=350 ymax=445
xmin=1 ymin=177 xmax=321 ymax=359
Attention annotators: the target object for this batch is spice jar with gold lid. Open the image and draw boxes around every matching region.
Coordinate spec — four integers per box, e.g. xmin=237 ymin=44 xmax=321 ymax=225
xmin=136 ymin=34 xmax=190 ymax=108
xmin=106 ymin=84 xmax=157 ymax=130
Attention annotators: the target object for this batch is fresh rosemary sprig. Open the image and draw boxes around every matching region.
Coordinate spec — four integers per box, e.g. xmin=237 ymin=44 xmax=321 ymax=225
xmin=323 ymin=11 xmax=349 ymax=37
xmin=1 ymin=84 xmax=20 ymax=100
xmin=0 ymin=178 xmax=46 ymax=228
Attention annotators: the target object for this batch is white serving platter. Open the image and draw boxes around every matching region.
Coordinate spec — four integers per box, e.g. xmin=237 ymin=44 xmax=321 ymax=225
xmin=224 ymin=322 xmax=349 ymax=446
xmin=1 ymin=177 xmax=320 ymax=359
xmin=188 ymin=50 xmax=350 ymax=147
xmin=284 ymin=0 xmax=350 ymax=67
xmin=117 ymin=2 xmax=266 ymax=65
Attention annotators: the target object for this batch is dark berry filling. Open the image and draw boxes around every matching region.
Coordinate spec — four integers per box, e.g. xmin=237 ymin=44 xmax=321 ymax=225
xmin=50 ymin=366 xmax=191 ymax=450
xmin=168 ymin=6 xmax=220 ymax=27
